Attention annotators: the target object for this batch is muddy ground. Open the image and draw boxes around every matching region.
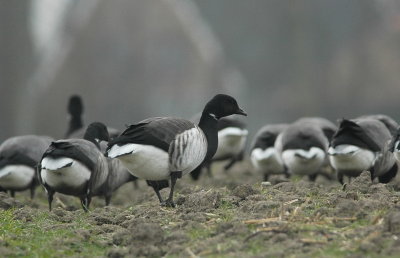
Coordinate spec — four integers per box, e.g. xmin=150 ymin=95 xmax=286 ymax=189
xmin=1 ymin=161 xmax=400 ymax=257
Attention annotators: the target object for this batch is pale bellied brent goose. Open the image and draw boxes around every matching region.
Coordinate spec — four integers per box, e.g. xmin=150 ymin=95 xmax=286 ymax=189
xmin=106 ymin=94 xmax=247 ymax=207
xmin=275 ymin=118 xmax=330 ymax=181
xmin=329 ymin=118 xmax=397 ymax=184
xmin=39 ymin=122 xmax=121 ymax=211
xmin=250 ymin=123 xmax=288 ymax=181
xmin=0 ymin=135 xmax=53 ymax=198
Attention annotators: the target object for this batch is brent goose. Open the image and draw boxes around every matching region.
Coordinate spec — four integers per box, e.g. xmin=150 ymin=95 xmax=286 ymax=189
xmin=357 ymin=114 xmax=398 ymax=136
xmin=275 ymin=119 xmax=330 ymax=180
xmin=250 ymin=124 xmax=288 ymax=181
xmin=0 ymin=135 xmax=53 ymax=198
xmin=65 ymin=95 xmax=84 ymax=138
xmin=65 ymin=95 xmax=121 ymax=140
xmin=329 ymin=118 xmax=397 ymax=184
xmin=39 ymin=122 xmax=125 ymax=211
xmin=294 ymin=117 xmax=337 ymax=141
xmin=106 ymin=94 xmax=247 ymax=207
xmin=190 ymin=115 xmax=248 ymax=180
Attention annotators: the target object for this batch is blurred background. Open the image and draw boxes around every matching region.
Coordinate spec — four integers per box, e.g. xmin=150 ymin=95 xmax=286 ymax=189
xmin=1 ymin=0 xmax=400 ymax=142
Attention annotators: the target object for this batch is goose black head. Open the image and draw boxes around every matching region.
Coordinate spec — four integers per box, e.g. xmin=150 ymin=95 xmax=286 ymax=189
xmin=203 ymin=94 xmax=247 ymax=119
xmin=84 ymin=122 xmax=109 ymax=147
xmin=68 ymin=95 xmax=83 ymax=117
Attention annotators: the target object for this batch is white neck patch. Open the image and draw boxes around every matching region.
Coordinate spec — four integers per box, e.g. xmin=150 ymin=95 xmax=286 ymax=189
xmin=209 ymin=113 xmax=218 ymax=120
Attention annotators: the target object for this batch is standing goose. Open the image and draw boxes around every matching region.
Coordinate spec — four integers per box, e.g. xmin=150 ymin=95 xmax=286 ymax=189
xmin=106 ymin=94 xmax=247 ymax=207
xmin=329 ymin=118 xmax=397 ymax=184
xmin=190 ymin=115 xmax=248 ymax=180
xmin=0 ymin=135 xmax=53 ymax=198
xmin=250 ymin=124 xmax=288 ymax=181
xmin=39 ymin=122 xmax=111 ymax=211
xmin=65 ymin=95 xmax=121 ymax=140
xmin=65 ymin=95 xmax=84 ymax=138
xmin=275 ymin=119 xmax=329 ymax=180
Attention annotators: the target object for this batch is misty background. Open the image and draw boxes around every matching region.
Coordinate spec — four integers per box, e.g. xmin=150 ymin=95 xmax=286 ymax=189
xmin=1 ymin=0 xmax=400 ymax=142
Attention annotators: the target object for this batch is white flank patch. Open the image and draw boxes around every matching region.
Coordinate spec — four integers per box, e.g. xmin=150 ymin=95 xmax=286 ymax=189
xmin=41 ymin=157 xmax=74 ymax=170
xmin=213 ymin=127 xmax=248 ymax=160
xmin=170 ymin=127 xmax=208 ymax=176
xmin=394 ymin=152 xmax=400 ymax=163
xmin=327 ymin=145 xmax=360 ymax=156
xmin=250 ymin=147 xmax=285 ymax=175
xmin=0 ymin=165 xmax=35 ymax=189
xmin=41 ymin=160 xmax=91 ymax=188
xmin=115 ymin=144 xmax=170 ymax=180
xmin=328 ymin=144 xmax=375 ymax=172
xmin=107 ymin=144 xmax=136 ymax=159
xmin=282 ymin=147 xmax=326 ymax=175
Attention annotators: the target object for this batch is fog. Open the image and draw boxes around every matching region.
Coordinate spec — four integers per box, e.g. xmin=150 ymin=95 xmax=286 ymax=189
xmin=1 ymin=0 xmax=400 ymax=141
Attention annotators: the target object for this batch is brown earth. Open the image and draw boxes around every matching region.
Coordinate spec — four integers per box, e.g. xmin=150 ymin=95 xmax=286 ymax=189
xmin=1 ymin=160 xmax=400 ymax=257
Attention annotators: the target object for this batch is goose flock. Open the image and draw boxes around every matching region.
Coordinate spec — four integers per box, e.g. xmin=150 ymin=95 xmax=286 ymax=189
xmin=0 ymin=93 xmax=399 ymax=211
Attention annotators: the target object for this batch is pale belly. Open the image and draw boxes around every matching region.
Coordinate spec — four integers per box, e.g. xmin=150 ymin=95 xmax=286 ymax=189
xmin=0 ymin=165 xmax=35 ymax=189
xmin=213 ymin=127 xmax=248 ymax=160
xmin=250 ymin=147 xmax=285 ymax=174
xmin=328 ymin=145 xmax=375 ymax=173
xmin=114 ymin=144 xmax=170 ymax=181
xmin=41 ymin=158 xmax=91 ymax=189
xmin=282 ymin=147 xmax=326 ymax=175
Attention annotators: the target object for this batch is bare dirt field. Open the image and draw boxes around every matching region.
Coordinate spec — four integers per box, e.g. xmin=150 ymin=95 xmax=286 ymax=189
xmin=1 ymin=161 xmax=400 ymax=257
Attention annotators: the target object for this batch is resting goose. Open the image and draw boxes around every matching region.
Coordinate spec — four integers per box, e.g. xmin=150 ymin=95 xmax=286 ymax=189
xmin=329 ymin=118 xmax=397 ymax=184
xmin=39 ymin=122 xmax=114 ymax=211
xmin=275 ymin=119 xmax=329 ymax=180
xmin=0 ymin=135 xmax=53 ymax=198
xmin=250 ymin=124 xmax=288 ymax=181
xmin=190 ymin=115 xmax=248 ymax=180
xmin=106 ymin=94 xmax=247 ymax=207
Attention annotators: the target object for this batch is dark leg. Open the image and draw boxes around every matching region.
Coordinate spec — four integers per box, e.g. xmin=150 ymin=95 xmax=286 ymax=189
xmin=308 ymin=174 xmax=318 ymax=182
xmin=162 ymin=171 xmax=182 ymax=208
xmin=263 ymin=173 xmax=269 ymax=182
xmin=105 ymin=194 xmax=112 ymax=206
xmin=224 ymin=158 xmax=237 ymax=171
xmin=337 ymin=172 xmax=344 ymax=185
xmin=205 ymin=161 xmax=213 ymax=177
xmin=378 ymin=164 xmax=398 ymax=184
xmin=132 ymin=180 xmax=139 ymax=189
xmin=283 ymin=166 xmax=290 ymax=178
xmin=80 ymin=195 xmax=92 ymax=212
xmin=190 ymin=165 xmax=203 ymax=181
xmin=47 ymin=190 xmax=55 ymax=211
xmin=10 ymin=191 xmax=15 ymax=198
xmin=146 ymin=180 xmax=169 ymax=203
xmin=30 ymin=185 xmax=36 ymax=199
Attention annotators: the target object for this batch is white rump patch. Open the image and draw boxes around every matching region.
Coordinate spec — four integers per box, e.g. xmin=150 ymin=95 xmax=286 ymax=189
xmin=328 ymin=144 xmax=375 ymax=172
xmin=115 ymin=144 xmax=170 ymax=181
xmin=282 ymin=147 xmax=326 ymax=175
xmin=213 ymin=127 xmax=248 ymax=160
xmin=250 ymin=147 xmax=285 ymax=175
xmin=40 ymin=159 xmax=91 ymax=188
xmin=41 ymin=157 xmax=74 ymax=170
xmin=0 ymin=165 xmax=35 ymax=189
xmin=107 ymin=144 xmax=136 ymax=158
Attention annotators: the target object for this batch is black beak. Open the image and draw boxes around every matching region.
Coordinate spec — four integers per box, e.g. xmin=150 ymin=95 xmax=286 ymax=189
xmin=236 ymin=108 xmax=247 ymax=116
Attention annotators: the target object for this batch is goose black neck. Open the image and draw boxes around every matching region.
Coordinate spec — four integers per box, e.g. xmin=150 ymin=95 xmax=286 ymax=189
xmin=66 ymin=116 xmax=83 ymax=137
xmin=83 ymin=130 xmax=100 ymax=149
xmin=198 ymin=111 xmax=219 ymax=161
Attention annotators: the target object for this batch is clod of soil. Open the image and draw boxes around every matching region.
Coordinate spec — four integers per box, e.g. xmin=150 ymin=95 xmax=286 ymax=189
xmin=385 ymin=209 xmax=400 ymax=234
xmin=231 ymin=184 xmax=260 ymax=200
xmin=0 ymin=193 xmax=23 ymax=210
